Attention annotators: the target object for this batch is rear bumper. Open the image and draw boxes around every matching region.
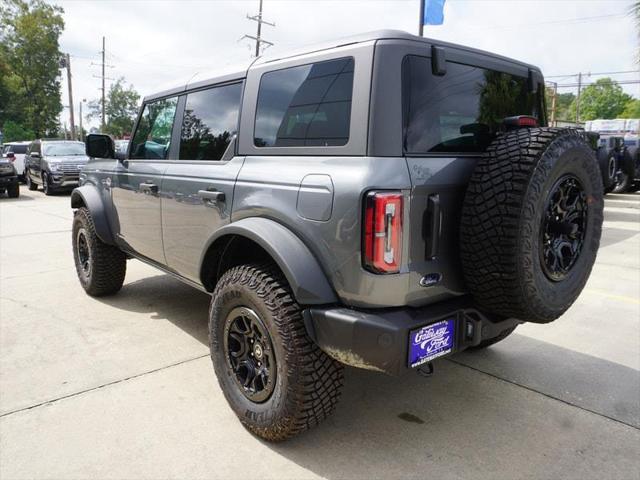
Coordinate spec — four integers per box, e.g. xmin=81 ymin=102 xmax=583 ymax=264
xmin=304 ymin=296 xmax=521 ymax=376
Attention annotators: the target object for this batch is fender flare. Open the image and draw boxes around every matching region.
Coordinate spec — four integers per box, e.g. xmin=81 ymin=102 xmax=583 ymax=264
xmin=70 ymin=186 xmax=115 ymax=245
xmin=203 ymin=217 xmax=337 ymax=305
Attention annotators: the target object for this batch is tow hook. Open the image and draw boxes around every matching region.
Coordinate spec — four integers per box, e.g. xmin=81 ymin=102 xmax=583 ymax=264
xmin=416 ymin=362 xmax=434 ymax=377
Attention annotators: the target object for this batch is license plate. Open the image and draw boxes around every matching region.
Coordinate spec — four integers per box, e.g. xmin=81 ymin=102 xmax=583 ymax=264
xmin=408 ymin=319 xmax=455 ymax=368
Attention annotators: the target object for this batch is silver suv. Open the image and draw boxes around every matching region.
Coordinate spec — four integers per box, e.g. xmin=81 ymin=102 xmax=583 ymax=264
xmin=25 ymin=140 xmax=89 ymax=195
xmin=72 ymin=30 xmax=603 ymax=441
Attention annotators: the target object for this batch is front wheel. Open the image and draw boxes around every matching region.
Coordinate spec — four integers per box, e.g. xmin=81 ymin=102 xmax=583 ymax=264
xmin=42 ymin=172 xmax=53 ymax=196
xmin=209 ymin=264 xmax=344 ymax=442
xmin=72 ymin=207 xmax=127 ymax=296
xmin=26 ymin=173 xmax=37 ymax=191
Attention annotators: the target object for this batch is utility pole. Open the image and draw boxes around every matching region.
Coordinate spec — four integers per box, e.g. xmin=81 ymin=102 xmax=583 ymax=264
xmin=575 ymin=72 xmax=582 ymax=124
xmin=79 ymin=99 xmax=86 ymax=141
xmin=60 ymin=53 xmax=76 ymax=140
xmin=101 ymin=36 xmax=106 ymax=131
xmin=91 ymin=37 xmax=114 ymax=132
xmin=550 ymin=82 xmax=557 ymax=127
xmin=419 ymin=0 xmax=425 ymax=36
xmin=242 ymin=0 xmax=275 ymax=57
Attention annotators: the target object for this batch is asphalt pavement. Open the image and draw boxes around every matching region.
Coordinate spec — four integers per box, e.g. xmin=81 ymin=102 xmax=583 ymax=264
xmin=0 ymin=186 xmax=638 ymax=480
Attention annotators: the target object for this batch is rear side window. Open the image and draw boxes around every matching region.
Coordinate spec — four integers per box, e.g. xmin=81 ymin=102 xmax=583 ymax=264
xmin=179 ymin=82 xmax=243 ymax=161
xmin=402 ymin=55 xmax=541 ymax=154
xmin=8 ymin=145 xmax=27 ymax=154
xmin=254 ymin=57 xmax=354 ymax=147
xmin=130 ymin=97 xmax=178 ymax=160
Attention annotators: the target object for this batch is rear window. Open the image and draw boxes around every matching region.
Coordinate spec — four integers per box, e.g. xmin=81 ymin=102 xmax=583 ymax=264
xmin=254 ymin=57 xmax=354 ymax=147
xmin=402 ymin=55 xmax=542 ymax=154
xmin=8 ymin=145 xmax=27 ymax=154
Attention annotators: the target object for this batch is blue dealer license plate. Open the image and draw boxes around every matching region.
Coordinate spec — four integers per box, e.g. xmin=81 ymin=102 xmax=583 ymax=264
xmin=408 ymin=319 xmax=455 ymax=368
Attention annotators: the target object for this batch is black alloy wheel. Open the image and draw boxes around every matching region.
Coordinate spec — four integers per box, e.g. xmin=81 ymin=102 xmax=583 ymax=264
xmin=223 ymin=306 xmax=276 ymax=403
xmin=76 ymin=227 xmax=92 ymax=280
xmin=540 ymin=174 xmax=588 ymax=282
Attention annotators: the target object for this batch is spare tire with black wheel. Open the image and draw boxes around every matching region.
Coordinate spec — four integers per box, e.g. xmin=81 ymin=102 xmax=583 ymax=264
xmin=209 ymin=263 xmax=344 ymax=442
xmin=597 ymin=147 xmax=617 ymax=193
xmin=460 ymin=128 xmax=604 ymax=324
xmin=612 ymin=147 xmax=636 ymax=193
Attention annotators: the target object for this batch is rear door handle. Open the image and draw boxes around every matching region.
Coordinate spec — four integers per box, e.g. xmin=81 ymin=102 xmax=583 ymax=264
xmin=140 ymin=182 xmax=158 ymax=194
xmin=198 ymin=189 xmax=225 ymax=203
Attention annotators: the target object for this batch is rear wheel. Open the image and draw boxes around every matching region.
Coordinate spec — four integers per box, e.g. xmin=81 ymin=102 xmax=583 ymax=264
xmin=612 ymin=148 xmax=636 ymax=193
xmin=460 ymin=128 xmax=603 ymax=324
xmin=209 ymin=263 xmax=344 ymax=441
xmin=72 ymin=207 xmax=127 ymax=296
xmin=7 ymin=183 xmax=19 ymax=198
xmin=597 ymin=147 xmax=617 ymax=193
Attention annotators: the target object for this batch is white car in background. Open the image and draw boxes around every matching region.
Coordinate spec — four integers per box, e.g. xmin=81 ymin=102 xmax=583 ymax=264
xmin=2 ymin=141 xmax=30 ymax=182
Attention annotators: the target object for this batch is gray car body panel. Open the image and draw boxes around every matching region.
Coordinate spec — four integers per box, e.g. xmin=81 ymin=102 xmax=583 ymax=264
xmin=205 ymin=217 xmax=338 ymax=305
xmin=75 ymin=30 xmax=545 ymax=310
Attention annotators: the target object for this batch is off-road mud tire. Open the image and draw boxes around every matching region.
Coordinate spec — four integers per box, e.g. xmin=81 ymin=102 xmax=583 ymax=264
xmin=209 ymin=263 xmax=344 ymax=442
xmin=72 ymin=207 xmax=126 ymax=296
xmin=460 ymin=128 xmax=603 ymax=324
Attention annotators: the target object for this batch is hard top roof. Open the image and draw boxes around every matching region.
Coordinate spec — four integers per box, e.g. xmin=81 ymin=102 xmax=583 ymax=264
xmin=144 ymin=29 xmax=541 ymax=102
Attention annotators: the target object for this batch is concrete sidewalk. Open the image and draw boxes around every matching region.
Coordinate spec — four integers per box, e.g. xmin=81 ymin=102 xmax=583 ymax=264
xmin=1 ymin=186 xmax=639 ymax=479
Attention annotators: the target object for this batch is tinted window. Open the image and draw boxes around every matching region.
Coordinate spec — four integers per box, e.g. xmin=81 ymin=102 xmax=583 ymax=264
xmin=254 ymin=57 xmax=354 ymax=147
xmin=403 ymin=56 xmax=541 ymax=154
xmin=8 ymin=145 xmax=27 ymax=154
xmin=179 ymin=83 xmax=242 ymax=161
xmin=130 ymin=97 xmax=178 ymax=160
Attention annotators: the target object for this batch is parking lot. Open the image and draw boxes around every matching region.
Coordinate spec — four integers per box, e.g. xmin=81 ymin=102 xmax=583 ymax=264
xmin=0 ymin=185 xmax=638 ymax=479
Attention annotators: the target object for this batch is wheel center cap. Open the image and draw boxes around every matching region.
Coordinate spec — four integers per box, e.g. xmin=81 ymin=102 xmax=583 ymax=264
xmin=253 ymin=343 xmax=264 ymax=360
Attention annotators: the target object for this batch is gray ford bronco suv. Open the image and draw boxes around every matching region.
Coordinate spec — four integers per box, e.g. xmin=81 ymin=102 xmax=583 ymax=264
xmin=72 ymin=30 xmax=603 ymax=441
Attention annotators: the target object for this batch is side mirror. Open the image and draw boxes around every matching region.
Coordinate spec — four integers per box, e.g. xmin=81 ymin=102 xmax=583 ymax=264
xmin=86 ymin=134 xmax=115 ymax=159
xmin=6 ymin=152 xmax=15 ymax=161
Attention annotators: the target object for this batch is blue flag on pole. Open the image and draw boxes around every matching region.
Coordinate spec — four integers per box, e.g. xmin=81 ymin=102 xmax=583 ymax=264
xmin=423 ymin=0 xmax=446 ymax=25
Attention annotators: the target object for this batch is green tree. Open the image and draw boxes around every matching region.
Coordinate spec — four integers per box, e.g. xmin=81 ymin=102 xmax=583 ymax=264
xmin=87 ymin=78 xmax=140 ymax=138
xmin=620 ymin=98 xmax=640 ymax=118
xmin=569 ymin=78 xmax=632 ymax=121
xmin=1 ymin=119 xmax=35 ymax=142
xmin=0 ymin=0 xmax=64 ymax=137
xmin=545 ymin=89 xmax=575 ymax=122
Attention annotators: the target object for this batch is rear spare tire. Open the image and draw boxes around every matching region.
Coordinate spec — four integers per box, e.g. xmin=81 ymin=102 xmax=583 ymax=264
xmin=460 ymin=128 xmax=603 ymax=324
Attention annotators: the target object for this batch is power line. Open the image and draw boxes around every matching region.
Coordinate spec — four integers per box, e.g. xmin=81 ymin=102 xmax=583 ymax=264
xmin=546 ymin=70 xmax=639 ymax=78
xmin=556 ymin=79 xmax=640 ymax=88
xmin=467 ymin=12 xmax=626 ymax=31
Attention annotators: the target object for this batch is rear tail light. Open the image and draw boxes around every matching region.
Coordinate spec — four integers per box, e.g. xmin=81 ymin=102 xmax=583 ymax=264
xmin=503 ymin=115 xmax=539 ymax=128
xmin=363 ymin=191 xmax=403 ymax=273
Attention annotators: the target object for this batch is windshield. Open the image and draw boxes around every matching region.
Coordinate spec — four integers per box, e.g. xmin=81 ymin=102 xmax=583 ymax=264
xmin=403 ymin=56 xmax=544 ymax=154
xmin=43 ymin=142 xmax=86 ymax=156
